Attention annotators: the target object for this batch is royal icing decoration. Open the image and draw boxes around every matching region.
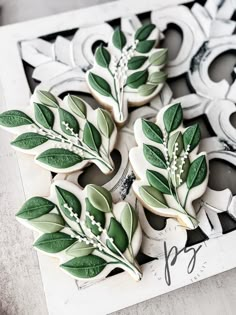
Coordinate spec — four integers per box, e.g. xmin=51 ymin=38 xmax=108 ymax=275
xmin=16 ymin=180 xmax=142 ymax=281
xmin=0 ymin=90 xmax=117 ymax=174
xmin=86 ymin=23 xmax=167 ymax=125
xmin=129 ymin=103 xmax=209 ymax=230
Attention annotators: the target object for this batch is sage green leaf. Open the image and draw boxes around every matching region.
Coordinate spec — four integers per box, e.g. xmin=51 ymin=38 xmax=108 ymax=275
xmin=0 ymin=110 xmax=33 ymax=127
xmin=88 ymin=72 xmax=112 ymax=97
xmin=148 ymin=71 xmax=167 ymax=84
xmin=95 ymin=45 xmax=111 ymax=68
xmin=187 ymin=155 xmax=207 ymax=189
xmin=87 ymin=184 xmax=112 ymax=213
xmin=126 ymin=70 xmax=148 ymax=89
xmin=135 ymin=23 xmax=155 ymax=41
xmin=142 ymin=119 xmax=163 ymax=143
xmin=97 ymin=108 xmax=114 ymax=138
xmin=143 ymin=144 xmax=166 ymax=168
xmin=149 ymin=49 xmax=168 ymax=66
xmin=112 ymin=28 xmax=126 ymax=51
xmin=136 ymin=40 xmax=155 ymax=53
xmin=127 ymin=56 xmax=148 ymax=70
xmin=139 ymin=186 xmax=167 ymax=208
xmin=83 ymin=121 xmax=101 ymax=152
xmin=85 ymin=198 xmax=105 ymax=236
xmin=55 ymin=185 xmax=81 ymax=221
xmin=120 ymin=204 xmax=138 ymax=242
xmin=146 ymin=170 xmax=171 ymax=194
xmin=168 ymin=131 xmax=183 ymax=158
xmin=138 ymin=84 xmax=157 ymax=96
xmin=61 ymin=255 xmax=107 ymax=278
xmin=34 ymin=103 xmax=54 ymax=129
xmin=163 ymin=103 xmax=183 ymax=133
xmin=34 ymin=232 xmax=76 ymax=253
xmin=172 ymin=157 xmax=190 ymax=187
xmin=11 ymin=132 xmax=48 ymax=149
xmin=106 ymin=217 xmax=128 ymax=253
xmin=67 ymin=95 xmax=87 ymax=119
xmin=36 ymin=148 xmax=83 ymax=169
xmin=29 ymin=213 xmax=65 ymax=233
xmin=183 ymin=124 xmax=201 ymax=152
xmin=36 ymin=90 xmax=59 ymax=108
xmin=66 ymin=241 xmax=94 ymax=257
xmin=16 ymin=197 xmax=55 ymax=219
xmin=59 ymin=108 xmax=79 ymax=136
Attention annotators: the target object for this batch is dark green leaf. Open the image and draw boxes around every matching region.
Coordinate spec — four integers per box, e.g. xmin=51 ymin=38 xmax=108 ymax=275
xmin=16 ymin=197 xmax=55 ymax=219
xmin=11 ymin=132 xmax=48 ymax=149
xmin=135 ymin=24 xmax=156 ymax=41
xmin=59 ymin=108 xmax=79 ymax=136
xmin=88 ymin=72 xmax=112 ymax=97
xmin=143 ymin=144 xmax=166 ymax=168
xmin=36 ymin=90 xmax=59 ymax=108
xmin=34 ymin=232 xmax=76 ymax=253
xmin=55 ymin=185 xmax=81 ymax=221
xmin=61 ymin=255 xmax=107 ymax=278
xmin=106 ymin=217 xmax=128 ymax=253
xmin=149 ymin=49 xmax=168 ymax=66
xmin=29 ymin=213 xmax=65 ymax=233
xmin=142 ymin=119 xmax=163 ymax=143
xmin=36 ymin=148 xmax=83 ymax=169
xmin=127 ymin=56 xmax=148 ymax=70
xmin=83 ymin=121 xmax=101 ymax=152
xmin=112 ymin=28 xmax=126 ymax=50
xmin=163 ymin=103 xmax=183 ymax=133
xmin=136 ymin=40 xmax=155 ymax=53
xmin=87 ymin=184 xmax=112 ymax=213
xmin=168 ymin=131 xmax=183 ymax=158
xmin=120 ymin=204 xmax=138 ymax=242
xmin=183 ymin=124 xmax=201 ymax=152
xmin=0 ymin=110 xmax=33 ymax=127
xmin=67 ymin=95 xmax=87 ymax=119
xmin=148 ymin=71 xmax=167 ymax=84
xmin=85 ymin=198 xmax=105 ymax=236
xmin=97 ymin=108 xmax=114 ymax=138
xmin=126 ymin=70 xmax=148 ymax=89
xmin=34 ymin=103 xmax=54 ymax=129
xmin=139 ymin=186 xmax=167 ymax=208
xmin=95 ymin=45 xmax=111 ymax=68
xmin=187 ymin=155 xmax=207 ymax=189
xmin=138 ymin=84 xmax=157 ymax=96
xmin=66 ymin=241 xmax=94 ymax=257
xmin=146 ymin=170 xmax=171 ymax=194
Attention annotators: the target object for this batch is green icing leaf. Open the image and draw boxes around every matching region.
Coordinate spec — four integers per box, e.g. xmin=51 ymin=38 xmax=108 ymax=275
xmin=148 ymin=71 xmax=167 ymax=84
xmin=135 ymin=23 xmax=155 ymax=41
xmin=88 ymin=72 xmax=112 ymax=97
xmin=127 ymin=56 xmax=148 ymax=70
xmin=34 ymin=103 xmax=54 ymax=129
xmin=36 ymin=148 xmax=83 ymax=169
xmin=163 ymin=103 xmax=183 ymax=133
xmin=97 ymin=108 xmax=114 ymax=138
xmin=136 ymin=40 xmax=155 ymax=53
xmin=187 ymin=155 xmax=207 ymax=189
xmin=0 ymin=110 xmax=33 ymax=127
xmin=16 ymin=197 xmax=55 ymax=219
xmin=142 ymin=119 xmax=163 ymax=143
xmin=143 ymin=144 xmax=166 ymax=168
xmin=112 ymin=28 xmax=126 ymax=51
xmin=83 ymin=121 xmax=101 ymax=152
xmin=55 ymin=185 xmax=81 ymax=222
xmin=59 ymin=108 xmax=79 ymax=136
xmin=172 ymin=157 xmax=190 ymax=187
xmin=11 ymin=132 xmax=48 ymax=149
xmin=67 ymin=95 xmax=87 ymax=119
xmin=95 ymin=45 xmax=111 ymax=68
xmin=29 ymin=213 xmax=65 ymax=233
xmin=138 ymin=84 xmax=157 ymax=96
xmin=34 ymin=232 xmax=76 ymax=253
xmin=36 ymin=90 xmax=59 ymax=108
xmin=85 ymin=198 xmax=105 ymax=236
xmin=139 ymin=186 xmax=167 ymax=208
xmin=183 ymin=124 xmax=201 ymax=152
xmin=87 ymin=184 xmax=112 ymax=213
xmin=149 ymin=49 xmax=168 ymax=66
xmin=66 ymin=241 xmax=94 ymax=257
xmin=106 ymin=217 xmax=128 ymax=253
xmin=146 ymin=170 xmax=171 ymax=194
xmin=126 ymin=70 xmax=148 ymax=89
xmin=120 ymin=204 xmax=138 ymax=243
xmin=168 ymin=131 xmax=183 ymax=158
xmin=61 ymin=255 xmax=107 ymax=278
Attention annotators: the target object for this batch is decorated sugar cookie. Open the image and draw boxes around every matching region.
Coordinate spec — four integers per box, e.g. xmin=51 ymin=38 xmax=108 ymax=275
xmin=86 ymin=23 xmax=167 ymax=125
xmin=16 ymin=180 xmax=142 ymax=281
xmin=0 ymin=90 xmax=117 ymax=174
xmin=129 ymin=103 xmax=209 ymax=230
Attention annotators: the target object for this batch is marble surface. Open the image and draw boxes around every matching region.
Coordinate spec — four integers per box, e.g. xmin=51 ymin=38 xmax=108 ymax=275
xmin=0 ymin=1 xmax=236 ymax=315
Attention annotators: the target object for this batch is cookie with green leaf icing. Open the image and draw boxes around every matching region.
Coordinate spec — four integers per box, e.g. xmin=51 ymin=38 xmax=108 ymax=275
xmin=16 ymin=180 xmax=142 ymax=281
xmin=129 ymin=102 xmax=209 ymax=230
xmin=86 ymin=23 xmax=167 ymax=125
xmin=0 ymin=90 xmax=117 ymax=174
